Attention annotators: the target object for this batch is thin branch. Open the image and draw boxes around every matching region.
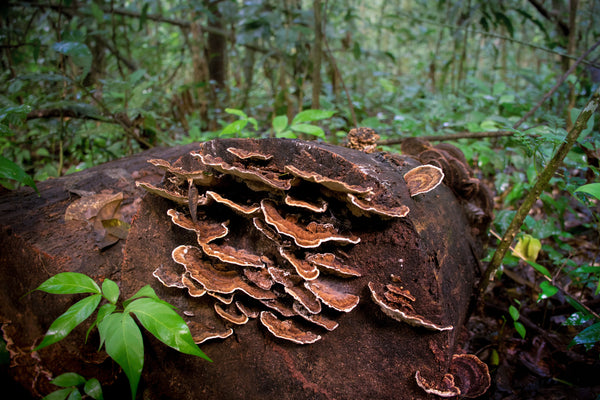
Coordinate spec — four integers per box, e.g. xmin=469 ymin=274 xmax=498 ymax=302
xmin=478 ymin=85 xmax=600 ymax=300
xmin=26 ymin=108 xmax=110 ymax=122
xmin=379 ymin=130 xmax=517 ymax=145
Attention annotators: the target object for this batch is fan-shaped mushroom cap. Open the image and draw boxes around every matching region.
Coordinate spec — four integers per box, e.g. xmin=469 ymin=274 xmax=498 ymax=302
xmin=449 ymin=354 xmax=491 ymax=398
xmin=136 ymin=181 xmax=203 ymax=205
xmin=226 ymin=147 xmax=273 ymax=161
xmin=415 ymin=371 xmax=460 ymax=398
xmin=188 ymin=321 xmax=234 ymax=344
xmin=267 ymin=266 xmax=302 ymax=288
xmin=347 ymin=193 xmax=410 ymax=218
xmin=368 ymin=282 xmax=453 ymax=331
xmin=192 ymin=152 xmax=292 ymax=190
xmin=293 ymin=302 xmax=339 ymax=331
xmin=259 ymin=311 xmax=321 ymax=344
xmin=285 ymin=285 xmax=322 ymax=314
xmin=260 ymin=299 xmax=297 ymax=317
xmin=284 ymin=194 xmax=328 ymax=213
xmin=235 ymin=301 xmax=260 ymax=319
xmin=403 ymin=164 xmax=445 ymax=196
xmin=261 ymin=199 xmax=360 ymax=248
xmin=214 ymin=303 xmax=249 ymax=325
xmin=200 ymin=242 xmax=264 ymax=268
xmin=167 ymin=209 xmax=229 ymax=242
xmin=147 ymin=158 xmax=215 ymax=185
xmin=205 ymin=191 xmax=260 ymax=215
xmin=285 ymin=164 xmax=373 ymax=194
xmin=172 ymin=245 xmax=276 ymax=300
xmin=304 ymin=280 xmax=360 ymax=312
xmin=153 ymin=264 xmax=186 ymax=289
xmin=306 ymin=253 xmax=362 ymax=277
xmin=279 ymin=248 xmax=319 ymax=281
xmin=181 ymin=272 xmax=207 ymax=297
xmin=243 ymin=268 xmax=274 ymax=290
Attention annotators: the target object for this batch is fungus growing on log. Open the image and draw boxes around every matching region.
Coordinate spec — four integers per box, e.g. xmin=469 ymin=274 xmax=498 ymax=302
xmin=167 ymin=209 xmax=229 ymax=241
xmin=200 ymin=242 xmax=264 ymax=268
xmin=403 ymin=164 xmax=445 ymax=196
xmin=153 ymin=264 xmax=186 ymax=289
xmin=306 ymin=253 xmax=361 ymax=277
xmin=261 ymin=199 xmax=360 ymax=248
xmin=181 ymin=272 xmax=207 ymax=297
xmin=368 ymin=282 xmax=453 ymax=331
xmin=226 ymin=147 xmax=273 ymax=161
xmin=214 ymin=303 xmax=249 ymax=325
xmin=345 ymin=127 xmax=380 ymax=153
xmin=172 ymin=245 xmax=275 ymax=300
xmin=415 ymin=371 xmax=461 ymax=398
xmin=449 ymin=354 xmax=491 ymax=398
xmin=284 ymin=194 xmax=328 ymax=213
xmin=259 ymin=311 xmax=321 ymax=344
xmin=347 ymin=193 xmax=410 ymax=218
xmin=285 ymin=164 xmax=373 ymax=195
xmin=279 ymin=248 xmax=319 ymax=280
xmin=205 ymin=191 xmax=260 ymax=215
xmin=304 ymin=280 xmax=360 ymax=312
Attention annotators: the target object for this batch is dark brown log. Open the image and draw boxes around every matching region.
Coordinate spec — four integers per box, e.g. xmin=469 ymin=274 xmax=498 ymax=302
xmin=0 ymin=139 xmax=490 ymax=399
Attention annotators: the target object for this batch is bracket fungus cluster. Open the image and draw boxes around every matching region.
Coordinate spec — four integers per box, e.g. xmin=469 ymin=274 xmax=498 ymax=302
xmin=134 ymin=135 xmax=492 ymax=398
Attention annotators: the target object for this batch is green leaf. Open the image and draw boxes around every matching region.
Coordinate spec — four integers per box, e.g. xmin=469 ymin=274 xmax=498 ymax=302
xmin=276 ymin=130 xmax=297 ymax=139
xmin=512 ymin=234 xmax=541 ymax=262
xmin=101 ymin=279 xmax=120 ymax=304
xmin=514 ymin=321 xmax=526 ymax=339
xmin=67 ymin=389 xmax=82 ymax=400
xmin=51 ymin=372 xmax=86 ymax=388
xmin=123 ymin=285 xmax=175 ymax=309
xmin=525 ymin=260 xmax=552 ymax=278
xmin=224 ymin=108 xmax=248 ymax=119
xmin=84 ymin=378 xmax=103 ymax=400
xmin=52 ymin=42 xmax=92 ymax=77
xmin=291 ymin=109 xmax=335 ymax=124
xmin=570 ymin=321 xmax=600 ymax=350
xmin=290 ymin=123 xmax=325 ymax=138
xmin=272 ymin=115 xmax=288 ymax=134
xmin=575 ymin=183 xmax=600 ymax=201
xmin=88 ymin=303 xmax=116 ymax=344
xmin=0 ymin=155 xmax=38 ymax=193
xmin=42 ymin=387 xmax=77 ymax=400
xmin=98 ymin=313 xmax=143 ymax=400
xmin=125 ymin=298 xmax=211 ymax=361
xmin=34 ymin=272 xmax=101 ymax=295
xmin=538 ymin=281 xmax=558 ymax=300
xmin=220 ymin=119 xmax=248 ymax=137
xmin=35 ymin=294 xmax=102 ymax=351
xmin=508 ymin=305 xmax=520 ymax=321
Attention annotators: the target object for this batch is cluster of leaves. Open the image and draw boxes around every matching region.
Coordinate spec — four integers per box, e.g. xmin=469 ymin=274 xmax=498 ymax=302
xmin=43 ymin=372 xmax=103 ymax=400
xmin=32 ymin=273 xmax=210 ymax=400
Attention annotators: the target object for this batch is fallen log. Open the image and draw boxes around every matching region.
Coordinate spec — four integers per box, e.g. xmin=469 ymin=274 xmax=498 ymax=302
xmin=0 ymin=133 xmax=492 ymax=399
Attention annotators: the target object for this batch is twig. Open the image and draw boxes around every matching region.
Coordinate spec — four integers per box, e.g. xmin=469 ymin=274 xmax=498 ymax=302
xmin=379 ymin=130 xmax=518 ymax=145
xmin=322 ymin=0 xmax=357 ymax=128
xmin=478 ymin=85 xmax=600 ymax=300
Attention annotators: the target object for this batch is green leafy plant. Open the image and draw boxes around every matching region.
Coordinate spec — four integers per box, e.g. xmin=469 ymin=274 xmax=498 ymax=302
xmin=32 ymin=272 xmax=211 ymax=400
xmin=508 ymin=300 xmax=526 ymax=339
xmin=272 ymin=109 xmax=336 ymax=139
xmin=42 ymin=372 xmax=103 ymax=400
xmin=219 ymin=108 xmax=259 ymax=137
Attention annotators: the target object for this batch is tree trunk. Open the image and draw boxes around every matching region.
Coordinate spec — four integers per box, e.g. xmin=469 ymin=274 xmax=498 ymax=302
xmin=1 ymin=138 xmax=492 ymax=399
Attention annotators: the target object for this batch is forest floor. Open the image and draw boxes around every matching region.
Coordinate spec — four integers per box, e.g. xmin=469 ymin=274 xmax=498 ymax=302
xmin=466 ymin=178 xmax=600 ymax=400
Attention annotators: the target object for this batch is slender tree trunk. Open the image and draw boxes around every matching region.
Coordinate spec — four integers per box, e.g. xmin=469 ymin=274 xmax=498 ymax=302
xmin=566 ymin=0 xmax=579 ymax=130
xmin=311 ymin=0 xmax=323 ymax=110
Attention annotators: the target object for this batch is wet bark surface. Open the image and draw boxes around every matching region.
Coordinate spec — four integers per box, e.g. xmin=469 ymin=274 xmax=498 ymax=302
xmin=0 ymin=139 xmax=489 ymax=399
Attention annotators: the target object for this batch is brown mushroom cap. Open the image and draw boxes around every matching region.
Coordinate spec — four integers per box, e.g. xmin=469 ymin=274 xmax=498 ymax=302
xmin=188 ymin=321 xmax=234 ymax=344
xmin=280 ymin=248 xmax=319 ymax=281
xmin=147 ymin=158 xmax=215 ymax=185
xmin=304 ymin=280 xmax=360 ymax=312
xmin=153 ymin=264 xmax=186 ymax=289
xmin=192 ymin=152 xmax=292 ymax=190
xmin=181 ymin=272 xmax=207 ymax=297
xmin=207 ymin=291 xmax=235 ymax=304
xmin=285 ymin=285 xmax=322 ymax=314
xmin=200 ymin=242 xmax=264 ymax=268
xmin=368 ymin=282 xmax=453 ymax=331
xmin=172 ymin=245 xmax=276 ymax=300
xmin=261 ymin=199 xmax=360 ymax=248
xmin=205 ymin=190 xmax=260 ymax=215
xmin=306 ymin=253 xmax=362 ymax=278
xmin=167 ymin=209 xmax=229 ymax=243
xmin=260 ymin=299 xmax=297 ymax=317
xmin=235 ymin=301 xmax=260 ymax=319
xmin=136 ymin=181 xmax=201 ymax=205
xmin=285 ymin=164 xmax=373 ymax=194
xmin=243 ymin=268 xmax=274 ymax=290
xmin=226 ymin=147 xmax=273 ymax=161
xmin=214 ymin=303 xmax=250 ymax=325
xmin=259 ymin=311 xmax=321 ymax=345
xmin=403 ymin=164 xmax=445 ymax=196
xmin=284 ymin=194 xmax=328 ymax=213
xmin=292 ymin=302 xmax=339 ymax=331
xmin=267 ymin=266 xmax=302 ymax=288
xmin=449 ymin=354 xmax=491 ymax=398
xmin=347 ymin=193 xmax=410 ymax=218
xmin=415 ymin=371 xmax=461 ymax=398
